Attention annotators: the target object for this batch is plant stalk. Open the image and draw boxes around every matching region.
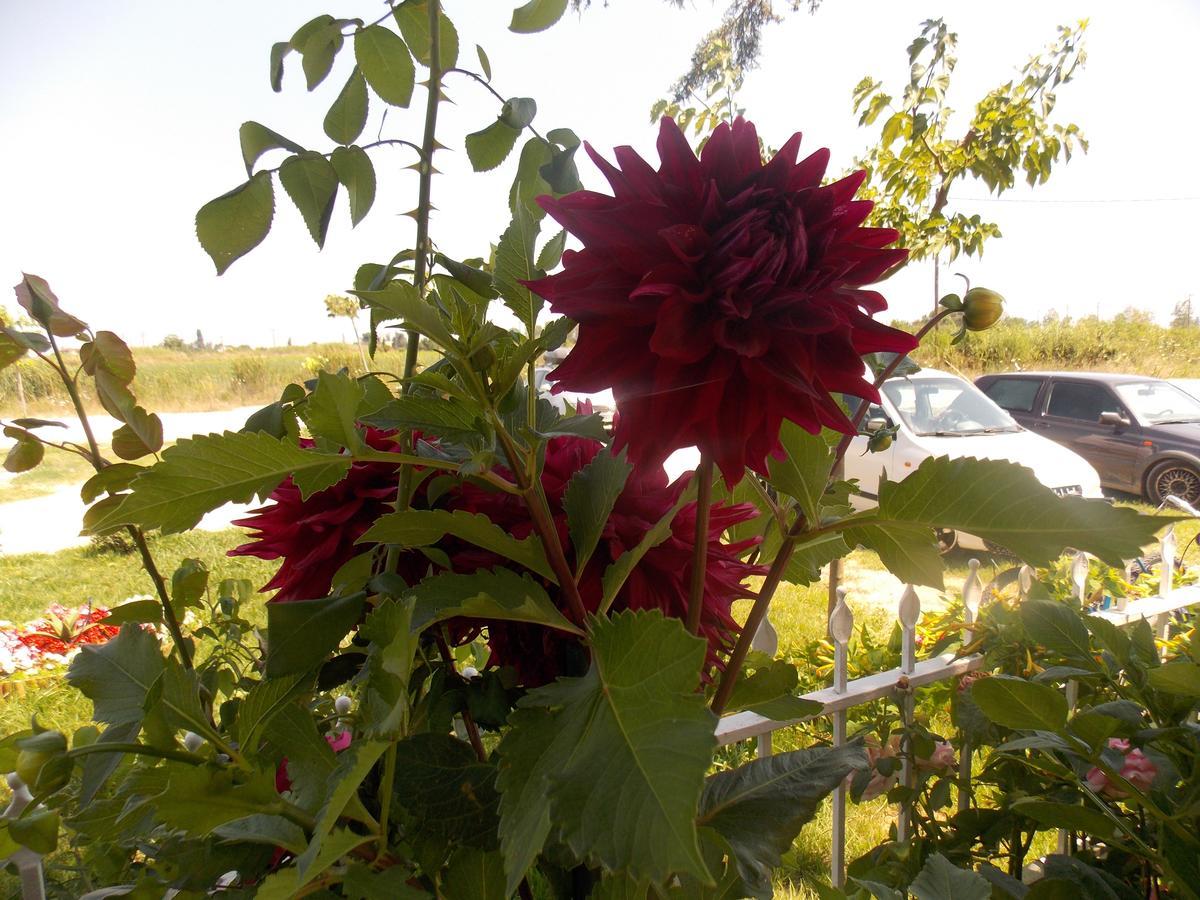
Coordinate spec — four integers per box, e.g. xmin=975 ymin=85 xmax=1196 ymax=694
xmin=685 ymin=456 xmax=714 ymax=635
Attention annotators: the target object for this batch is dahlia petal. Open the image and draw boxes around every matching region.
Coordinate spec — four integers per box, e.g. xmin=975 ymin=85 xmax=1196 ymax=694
xmin=655 ymin=116 xmax=704 ymax=194
xmin=650 ymin=293 xmax=716 ymax=362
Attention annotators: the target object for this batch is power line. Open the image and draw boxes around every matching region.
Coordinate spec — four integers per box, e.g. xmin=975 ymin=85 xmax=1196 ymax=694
xmin=953 ymin=195 xmax=1200 ymax=205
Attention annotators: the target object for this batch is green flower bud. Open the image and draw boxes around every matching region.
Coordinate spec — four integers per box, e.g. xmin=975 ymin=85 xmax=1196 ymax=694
xmin=962 ymin=287 xmax=1004 ymax=332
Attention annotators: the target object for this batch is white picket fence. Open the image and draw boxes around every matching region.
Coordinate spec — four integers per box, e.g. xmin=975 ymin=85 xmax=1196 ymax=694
xmin=4 ymin=532 xmax=1198 ymax=898
xmin=716 ymin=526 xmax=1200 ymax=889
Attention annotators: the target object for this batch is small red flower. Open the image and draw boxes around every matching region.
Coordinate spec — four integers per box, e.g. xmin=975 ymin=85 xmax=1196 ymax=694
xmin=526 ymin=117 xmax=917 ymax=484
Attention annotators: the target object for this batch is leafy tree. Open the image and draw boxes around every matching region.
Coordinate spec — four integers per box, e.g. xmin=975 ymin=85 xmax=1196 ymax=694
xmin=1172 ymin=297 xmax=1195 ymax=329
xmin=325 ymin=293 xmax=369 ymax=369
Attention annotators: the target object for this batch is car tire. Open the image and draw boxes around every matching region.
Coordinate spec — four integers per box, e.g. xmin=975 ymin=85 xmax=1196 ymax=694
xmin=1145 ymin=460 xmax=1200 ymax=506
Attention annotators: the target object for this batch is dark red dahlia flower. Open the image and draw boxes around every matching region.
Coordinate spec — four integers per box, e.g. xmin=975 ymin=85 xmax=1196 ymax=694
xmin=526 ymin=116 xmax=918 ymax=484
xmin=229 ymin=428 xmax=414 ymax=601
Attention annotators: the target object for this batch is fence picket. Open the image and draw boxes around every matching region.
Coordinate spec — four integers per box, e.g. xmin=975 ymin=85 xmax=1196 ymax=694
xmin=829 ymin=587 xmax=853 ymax=888
xmin=896 ymin=585 xmax=920 ymax=843
xmin=959 ymin=560 xmax=983 ymax=812
xmin=2 ymin=773 xmax=47 ymax=900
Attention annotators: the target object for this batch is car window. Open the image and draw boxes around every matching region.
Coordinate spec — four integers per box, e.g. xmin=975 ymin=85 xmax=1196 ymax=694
xmin=1114 ymin=381 xmax=1200 ymax=425
xmin=881 ymin=376 xmax=1018 ymax=435
xmin=1045 ymin=382 xmax=1118 ymax=422
xmin=982 ymin=378 xmax=1041 ymax=413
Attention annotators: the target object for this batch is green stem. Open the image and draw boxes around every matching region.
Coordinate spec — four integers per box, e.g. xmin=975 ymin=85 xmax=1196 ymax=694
xmin=46 ymin=331 xmax=193 ymax=670
xmin=685 ymin=456 xmax=714 ymax=636
xmin=376 ymin=743 xmax=397 ymax=857
xmin=67 ymin=743 xmax=206 ymax=765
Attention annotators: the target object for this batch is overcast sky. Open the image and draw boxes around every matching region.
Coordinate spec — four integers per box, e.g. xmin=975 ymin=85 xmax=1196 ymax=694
xmin=2 ymin=0 xmax=1197 ymax=347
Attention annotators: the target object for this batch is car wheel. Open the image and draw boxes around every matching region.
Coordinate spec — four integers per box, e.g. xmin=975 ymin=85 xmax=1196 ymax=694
xmin=1146 ymin=460 xmax=1200 ymax=506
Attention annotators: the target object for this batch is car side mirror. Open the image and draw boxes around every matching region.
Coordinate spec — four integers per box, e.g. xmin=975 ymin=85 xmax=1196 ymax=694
xmin=1098 ymin=411 xmax=1131 ymax=429
xmin=865 ymin=416 xmax=890 ymax=433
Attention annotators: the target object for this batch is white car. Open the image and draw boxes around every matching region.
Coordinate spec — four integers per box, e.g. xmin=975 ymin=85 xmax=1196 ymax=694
xmin=665 ymin=367 xmax=1103 ymax=553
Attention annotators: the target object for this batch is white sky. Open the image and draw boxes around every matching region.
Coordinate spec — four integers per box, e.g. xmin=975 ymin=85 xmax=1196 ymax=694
xmin=2 ymin=0 xmax=1197 ymax=347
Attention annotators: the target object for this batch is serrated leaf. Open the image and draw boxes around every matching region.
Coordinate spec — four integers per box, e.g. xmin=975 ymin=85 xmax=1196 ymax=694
xmin=496 ymin=611 xmax=715 ymax=890
xmin=698 ymin=744 xmax=868 ymax=897
xmin=280 ymin=152 xmax=339 ymax=248
xmin=14 ymin=273 xmax=87 ymax=336
xmin=842 ymin=520 xmax=942 ymax=587
xmin=465 ymin=119 xmax=521 ymax=172
xmin=111 ymin=406 xmax=163 ymax=460
xmin=1146 ymin=661 xmax=1200 ymax=697
xmin=910 ymin=853 xmax=991 ymax=900
xmin=80 ymin=330 xmax=136 ymax=384
xmin=766 ymin=421 xmax=835 ymax=525
xmin=269 ymin=41 xmax=290 ymax=91
xmin=296 ymin=740 xmax=389 ymax=878
xmin=330 ymin=145 xmax=376 ymax=226
xmin=475 ymin=44 xmax=491 ymax=80
xmin=509 ymin=0 xmax=569 ymax=33
xmin=392 ymin=734 xmax=499 ymax=846
xmin=365 ymin=394 xmax=485 ymax=445
xmin=352 ymin=280 xmax=457 ymax=348
xmin=258 ymin=828 xmax=375 ymax=900
xmin=102 ymin=599 xmax=162 ymax=626
xmin=600 ymin=482 xmax=693 ymax=612
xmin=80 ymin=463 xmax=144 ymax=503
xmin=196 ymin=172 xmax=275 ymax=275
xmin=499 ymin=97 xmax=537 ymax=130
xmin=509 ymin=136 xmax=553 ymax=218
xmin=1020 ymin=599 xmax=1094 ymax=663
xmin=300 ymin=370 xmax=365 ymax=450
xmin=408 ymin=568 xmax=583 ymax=636
xmin=538 ymin=143 xmax=582 ymax=194
xmin=563 ymin=448 xmax=631 ymax=575
xmin=354 ymin=25 xmax=415 ymax=107
xmin=214 ymin=814 xmax=307 ymax=855
xmin=1010 ymin=800 xmax=1119 ymax=839
xmin=394 ymin=0 xmax=459 ymax=69
xmin=0 ymin=330 xmax=29 ymax=370
xmin=536 ymin=229 xmax=566 ymax=271
xmin=267 ymin=592 xmax=367 ymax=677
xmin=442 ymin=846 xmax=506 ymax=900
xmin=3 ymin=437 xmax=43 ymax=473
xmin=65 ymin=625 xmax=164 ymax=726
xmin=238 ymin=121 xmax=305 ymax=176
xmin=360 ymin=509 xmax=554 ymax=581
xmin=723 ymin=659 xmax=822 ymax=720
xmin=495 ymin=206 xmax=541 ymax=335
xmin=83 ymin=430 xmax=351 ymax=535
xmin=299 ymin=23 xmax=343 ymax=91
xmin=971 ymin=675 xmax=1068 ymax=732
xmin=156 ymin=764 xmax=282 ymax=834
xmin=268 ymin=704 xmax=336 ymax=813
xmin=323 ymin=66 xmax=369 ymax=144
xmin=235 ymin=673 xmax=308 ymax=754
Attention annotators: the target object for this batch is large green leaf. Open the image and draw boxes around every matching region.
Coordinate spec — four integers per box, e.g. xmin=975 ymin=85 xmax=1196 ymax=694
xmin=65 ymin=625 xmax=164 ymax=726
xmin=267 ymin=592 xmax=367 ymax=677
xmin=238 ymin=121 xmax=304 ymax=176
xmin=910 ymin=853 xmax=992 ymax=900
xmin=234 ymin=673 xmax=309 ymax=755
xmin=698 ymin=744 xmax=868 ymax=898
xmin=351 ymin=280 xmax=457 ymax=349
xmin=296 ymin=739 xmax=389 ymax=878
xmin=360 ymin=509 xmax=554 ymax=581
xmin=510 ymin=0 xmax=569 ymax=33
xmin=259 ymin=828 xmax=374 ymax=899
xmin=766 ymin=422 xmax=835 ymax=525
xmin=279 ymin=152 xmax=339 ymax=248
xmin=155 ymin=763 xmax=281 ymax=835
xmin=300 ymin=370 xmax=365 ymax=450
xmin=509 ymin=137 xmax=553 ymax=219
xmin=466 ymin=119 xmax=521 ymax=172
xmin=84 ymin=431 xmax=351 ymax=535
xmin=354 ymin=25 xmax=415 ymax=107
xmin=266 ymin=704 xmax=336 ymax=813
xmin=323 ymin=66 xmax=369 ymax=144
xmin=494 ymin=206 xmax=541 ymax=336
xmin=971 ymin=675 xmax=1068 ymax=732
xmin=1020 ymin=599 xmax=1094 ymax=663
xmin=393 ymin=0 xmax=459 ymax=69
xmin=298 ymin=21 xmax=343 ymax=90
xmin=15 ymin=273 xmax=87 ymax=336
xmin=495 ymin=610 xmax=715 ymax=890
xmin=870 ymin=457 xmax=1171 ymax=579
xmin=1147 ymin=661 xmax=1200 ymax=698
xmin=330 ymin=146 xmax=376 ymax=226
xmin=722 ymin=659 xmax=823 ymax=720
xmin=1010 ymin=799 xmax=1119 ymax=839
xmin=391 ymin=733 xmax=499 ymax=847
xmin=365 ymin=394 xmax=485 ymax=445
xmin=213 ymin=814 xmax=307 ymax=855
xmin=0 ymin=331 xmax=29 ymax=370
xmin=407 ymin=568 xmax=583 ymax=636
xmin=442 ymin=847 xmax=507 ymax=900
xmin=195 ymin=172 xmax=275 ymax=275
xmin=563 ymin=448 xmax=632 ymax=575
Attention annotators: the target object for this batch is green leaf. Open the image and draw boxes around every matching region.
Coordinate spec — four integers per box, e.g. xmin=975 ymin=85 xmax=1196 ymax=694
xmin=280 ymin=152 xmax=339 ymax=248
xmin=495 ymin=206 xmax=541 ymax=336
xmin=971 ymin=675 xmax=1068 ymax=732
xmin=1147 ymin=661 xmax=1200 ymax=697
xmin=495 ymin=610 xmax=715 ymax=890
xmin=766 ymin=421 xmax=835 ymax=525
xmin=360 ymin=509 xmax=554 ymax=581
xmin=267 ymin=592 xmax=367 ymax=677
xmin=365 ymin=394 xmax=485 ymax=445
xmin=299 ymin=22 xmax=343 ymax=90
xmin=910 ymin=854 xmax=991 ymax=900
xmin=510 ymin=0 xmax=569 ymax=33
xmin=723 ymin=658 xmax=823 ymax=720
xmin=475 ymin=44 xmax=491 ymax=80
xmin=391 ymin=733 xmax=499 ymax=846
xmin=1021 ymin=599 xmax=1094 ymax=663
xmin=102 ymin=599 xmax=162 ymax=626
xmin=238 ymin=121 xmax=304 ymax=176
xmin=500 ymin=97 xmax=537 ymax=130
xmin=330 ymin=145 xmax=376 ymax=226
xmin=301 ymin=370 xmax=366 ymax=450
xmin=170 ymin=558 xmax=208 ymax=610
xmin=563 ymin=448 xmax=632 ymax=575
xmin=3 ymin=438 xmax=43 ymax=473
xmin=235 ymin=673 xmax=308 ymax=754
xmin=296 ymin=739 xmax=389 ymax=878
xmin=14 ymin=273 xmax=87 ymax=336
xmin=80 ymin=330 xmax=137 ymax=383
xmin=83 ymin=431 xmax=351 ymax=535
xmin=394 ymin=0 xmax=459 ymax=68
xmin=323 ymin=66 xmax=369 ymax=144
xmin=509 ymin=137 xmax=553 ymax=218
xmin=352 ymin=280 xmax=457 ymax=349
xmin=408 ymin=568 xmax=583 ymax=636
xmin=269 ymin=41 xmax=290 ymax=91
xmin=0 ymin=331 xmax=29 ymax=370
xmin=195 ymin=172 xmax=275 ymax=275
xmin=1010 ymin=799 xmax=1119 ymax=839
xmin=354 ymin=25 xmax=415 ymax=107
xmin=155 ymin=763 xmax=281 ymax=835
xmin=342 ymin=863 xmax=430 ymax=900
xmin=267 ymin=704 xmax=336 ymax=813
xmin=80 ymin=462 xmax=144 ymax=503
xmin=258 ymin=829 xmax=375 ymax=900
xmin=873 ymin=457 xmax=1172 ymax=576
xmin=9 ymin=808 xmax=58 ymax=855
xmin=111 ymin=406 xmax=163 ymax=461
xmin=65 ymin=624 xmax=164 ymax=726
xmin=465 ymin=119 xmax=521 ymax=172
xmin=442 ymin=846 xmax=507 ymax=900
xmin=214 ymin=814 xmax=307 ymax=855
xmin=600 ymin=482 xmax=694 ymax=612
xmin=698 ymin=744 xmax=868 ymax=897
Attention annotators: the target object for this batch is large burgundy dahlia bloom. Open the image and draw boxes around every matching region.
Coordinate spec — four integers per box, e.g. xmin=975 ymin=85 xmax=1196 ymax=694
xmin=526 ymin=117 xmax=918 ymax=484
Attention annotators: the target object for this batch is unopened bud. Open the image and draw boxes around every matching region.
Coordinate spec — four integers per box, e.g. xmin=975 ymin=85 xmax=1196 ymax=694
xmin=462 ymin=666 xmax=479 ymax=680
xmin=183 ymin=732 xmax=205 ymax=753
xmin=334 ymin=695 xmax=352 ymax=715
xmin=962 ymin=287 xmax=1005 ymax=332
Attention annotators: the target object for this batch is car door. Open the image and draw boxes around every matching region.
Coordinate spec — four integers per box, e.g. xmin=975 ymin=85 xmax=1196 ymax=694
xmin=977 ymin=376 xmax=1046 ymax=428
xmin=1035 ymin=380 xmax=1143 ymax=490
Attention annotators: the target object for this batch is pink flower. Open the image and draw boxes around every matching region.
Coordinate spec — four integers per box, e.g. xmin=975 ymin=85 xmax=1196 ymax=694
xmin=916 ymin=740 xmax=956 ymax=774
xmin=857 ymin=734 xmax=902 ymax=801
xmin=958 ymin=670 xmax=987 ymax=694
xmin=324 ymin=730 xmax=352 ymax=753
xmin=1085 ymin=738 xmax=1157 ymax=799
xmin=276 ymin=730 xmax=353 ymax=793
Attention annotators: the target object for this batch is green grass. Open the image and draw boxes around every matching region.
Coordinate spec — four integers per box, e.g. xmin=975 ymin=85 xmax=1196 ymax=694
xmin=0 ymin=445 xmax=106 ymax=502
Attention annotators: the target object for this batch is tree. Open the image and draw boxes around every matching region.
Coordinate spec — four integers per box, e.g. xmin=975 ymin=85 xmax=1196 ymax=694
xmin=324 ymin=293 xmax=369 ymax=370
xmin=1171 ymin=297 xmax=1195 ymax=329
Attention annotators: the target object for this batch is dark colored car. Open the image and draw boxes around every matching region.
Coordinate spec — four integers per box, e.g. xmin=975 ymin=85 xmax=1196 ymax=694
xmin=974 ymin=372 xmax=1200 ymax=505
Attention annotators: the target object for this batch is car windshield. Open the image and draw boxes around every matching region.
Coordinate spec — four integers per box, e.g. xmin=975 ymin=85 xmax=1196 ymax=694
xmin=882 ymin=376 xmax=1020 ymax=436
xmin=1115 ymin=381 xmax=1200 ymax=425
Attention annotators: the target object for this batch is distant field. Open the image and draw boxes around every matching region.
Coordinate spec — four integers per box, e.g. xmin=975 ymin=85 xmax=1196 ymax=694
xmin=0 ymin=342 xmax=439 ymax=418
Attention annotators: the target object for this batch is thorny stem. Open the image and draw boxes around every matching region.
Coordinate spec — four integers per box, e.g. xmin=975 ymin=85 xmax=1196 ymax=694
xmin=46 ymin=332 xmax=194 ymax=670
xmin=713 ymin=308 xmax=955 ymax=713
xmin=685 ymin=456 xmax=714 ymax=635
